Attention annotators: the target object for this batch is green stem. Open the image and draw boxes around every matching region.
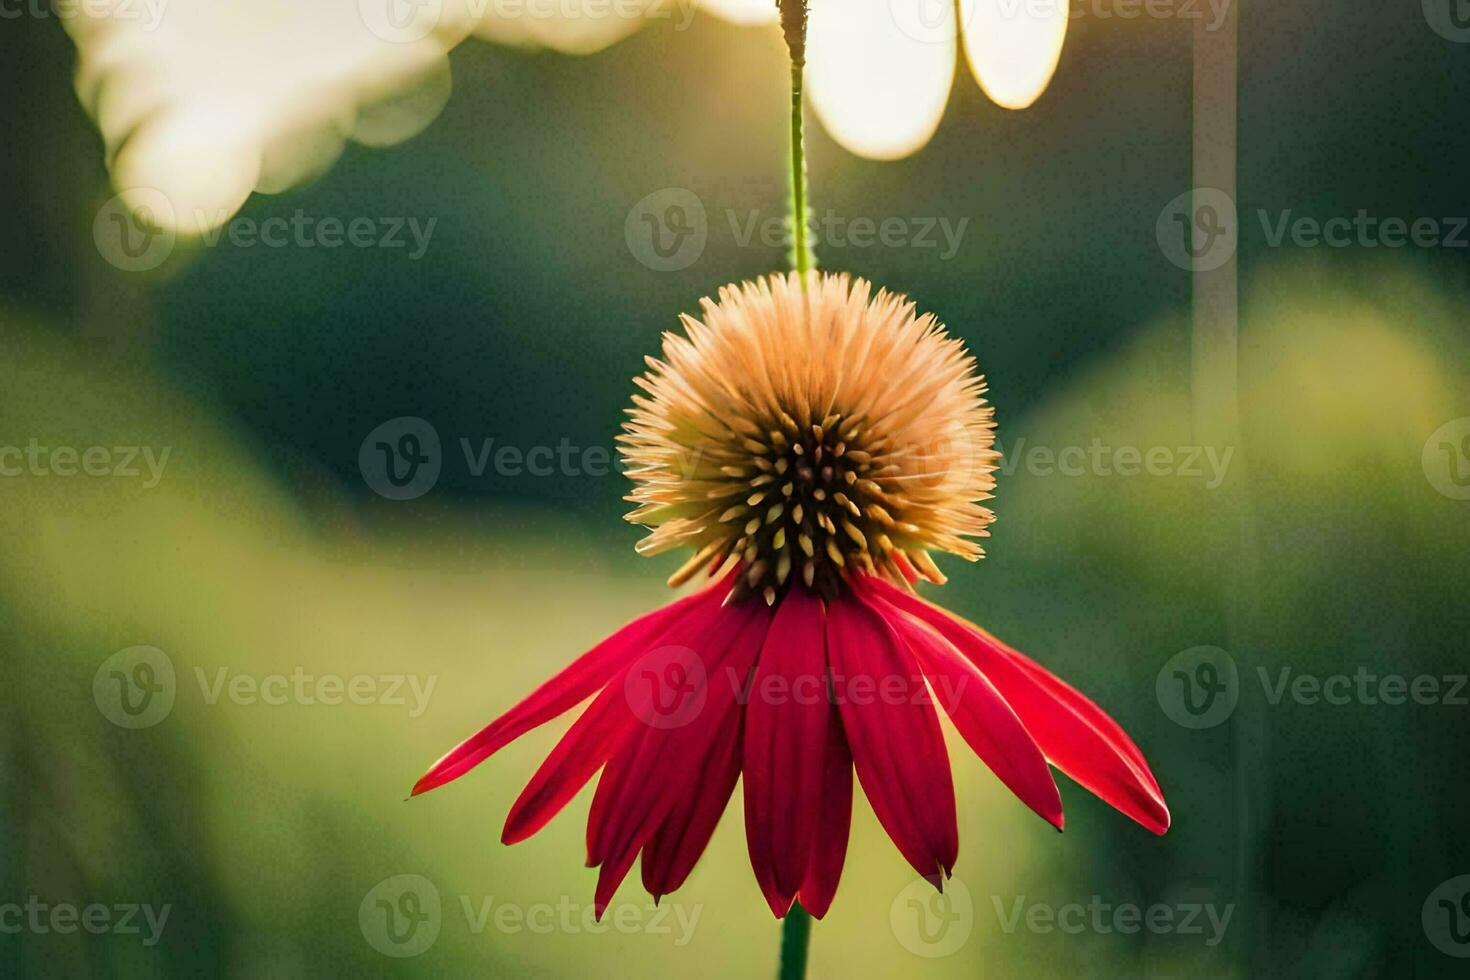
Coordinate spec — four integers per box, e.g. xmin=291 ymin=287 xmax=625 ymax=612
xmin=779 ymin=903 xmax=812 ymax=980
xmin=779 ymin=0 xmax=813 ymax=280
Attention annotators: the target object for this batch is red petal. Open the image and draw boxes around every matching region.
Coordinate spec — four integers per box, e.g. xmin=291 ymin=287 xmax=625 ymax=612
xmin=584 ymin=594 xmax=743 ymax=863
xmin=586 ymin=601 xmax=772 ymax=911
xmin=862 ymin=576 xmax=1170 ymax=835
xmin=875 ymin=592 xmax=1064 ymax=831
xmin=640 ymin=705 xmax=743 ymax=901
xmin=742 ymin=587 xmax=831 ymax=916
xmin=796 ymin=701 xmax=852 ymax=919
xmin=593 ymin=845 xmax=640 ymax=921
xmin=826 ymin=593 xmax=958 ymax=883
xmin=412 ymin=578 xmax=728 ymax=796
xmin=501 ymin=682 xmax=628 ymax=845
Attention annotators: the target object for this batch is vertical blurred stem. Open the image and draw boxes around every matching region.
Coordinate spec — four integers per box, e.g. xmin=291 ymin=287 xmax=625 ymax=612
xmin=779 ymin=902 xmax=812 ymax=980
xmin=1194 ymin=7 xmax=1264 ymax=971
xmin=779 ymin=0 xmax=813 ymax=280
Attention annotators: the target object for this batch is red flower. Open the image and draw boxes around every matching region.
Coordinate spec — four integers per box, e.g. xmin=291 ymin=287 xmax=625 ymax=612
xmin=412 ymin=273 xmax=1168 ymax=918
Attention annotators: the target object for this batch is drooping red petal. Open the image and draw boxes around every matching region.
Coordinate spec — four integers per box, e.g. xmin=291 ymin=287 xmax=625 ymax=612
xmin=998 ymin=636 xmax=1163 ymax=795
xmin=412 ymin=578 xmax=729 ymax=797
xmin=861 ymin=575 xmax=1170 ymax=835
xmin=742 ymin=587 xmax=831 ymax=917
xmin=640 ymin=704 xmax=743 ymax=901
xmin=873 ymin=592 xmax=1064 ymax=831
xmin=594 ymin=842 xmax=642 ymax=919
xmin=796 ymin=699 xmax=852 ymax=919
xmin=584 ymin=593 xmax=748 ymax=863
xmin=587 ymin=600 xmax=773 ymax=917
xmin=826 ymin=593 xmax=958 ymax=884
xmin=501 ymin=682 xmax=629 ymax=845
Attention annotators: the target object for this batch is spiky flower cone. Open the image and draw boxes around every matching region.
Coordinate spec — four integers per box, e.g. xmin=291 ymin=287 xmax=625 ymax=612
xmin=621 ymin=272 xmax=998 ymax=602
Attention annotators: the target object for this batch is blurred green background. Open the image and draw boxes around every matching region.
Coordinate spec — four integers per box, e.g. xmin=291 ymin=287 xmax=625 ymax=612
xmin=3 ymin=2 xmax=1470 ymax=977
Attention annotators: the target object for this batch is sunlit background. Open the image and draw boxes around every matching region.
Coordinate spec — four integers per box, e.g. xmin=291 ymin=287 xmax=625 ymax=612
xmin=4 ymin=1 xmax=1470 ymax=976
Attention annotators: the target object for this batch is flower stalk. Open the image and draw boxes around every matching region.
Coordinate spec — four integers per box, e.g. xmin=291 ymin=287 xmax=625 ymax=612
xmin=779 ymin=0 xmax=813 ymax=280
xmin=779 ymin=902 xmax=812 ymax=980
